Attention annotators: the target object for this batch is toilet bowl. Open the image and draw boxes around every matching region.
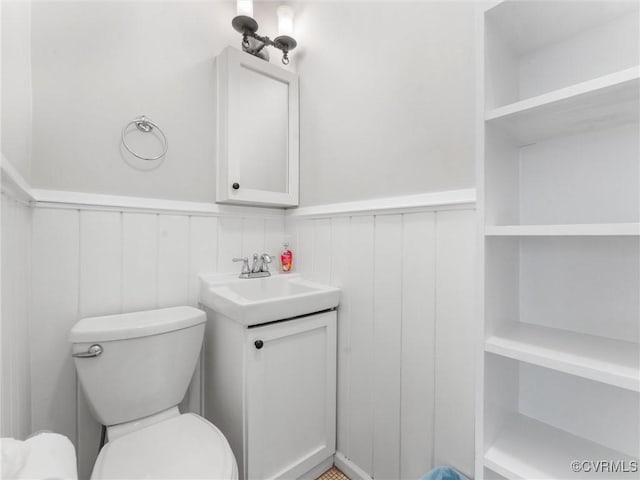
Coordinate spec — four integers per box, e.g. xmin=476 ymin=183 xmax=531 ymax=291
xmin=69 ymin=306 xmax=238 ymax=479
xmin=92 ymin=410 xmax=237 ymax=479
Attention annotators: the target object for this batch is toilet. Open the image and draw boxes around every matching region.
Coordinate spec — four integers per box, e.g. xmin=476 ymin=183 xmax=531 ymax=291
xmin=69 ymin=306 xmax=238 ymax=479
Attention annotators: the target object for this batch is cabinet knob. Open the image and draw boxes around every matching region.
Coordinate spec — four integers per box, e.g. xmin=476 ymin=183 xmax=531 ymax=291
xmin=232 ymin=182 xmax=240 ymax=190
xmin=254 ymin=340 xmax=264 ymax=350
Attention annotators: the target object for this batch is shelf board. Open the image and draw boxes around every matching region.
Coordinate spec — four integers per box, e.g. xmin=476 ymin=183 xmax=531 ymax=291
xmin=485 ymin=414 xmax=639 ymax=480
xmin=485 ymin=322 xmax=640 ymax=392
xmin=485 ymin=223 xmax=640 ymax=237
xmin=486 ymin=67 xmax=640 ymax=144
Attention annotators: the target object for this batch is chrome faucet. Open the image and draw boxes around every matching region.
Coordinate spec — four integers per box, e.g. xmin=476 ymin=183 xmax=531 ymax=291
xmin=232 ymin=253 xmax=272 ymax=279
xmin=251 ymin=253 xmax=273 ymax=273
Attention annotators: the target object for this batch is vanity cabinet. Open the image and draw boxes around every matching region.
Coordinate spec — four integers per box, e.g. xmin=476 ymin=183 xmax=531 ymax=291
xmin=203 ymin=308 xmax=336 ymax=480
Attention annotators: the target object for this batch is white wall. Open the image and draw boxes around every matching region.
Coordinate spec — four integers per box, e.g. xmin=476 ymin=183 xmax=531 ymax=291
xmin=27 ymin=1 xmax=474 ymax=208
xmin=294 ymin=1 xmax=476 ymax=207
xmin=19 ymin=4 xmax=479 ymax=479
xmin=287 ymin=206 xmax=476 ymax=479
xmin=1 ymin=0 xmax=33 ymax=182
xmin=29 ymin=1 xmax=291 ymax=202
xmin=1 ymin=189 xmax=32 ymax=439
xmin=30 ymin=203 xmax=285 ymax=479
xmin=25 ymin=190 xmax=477 ymax=480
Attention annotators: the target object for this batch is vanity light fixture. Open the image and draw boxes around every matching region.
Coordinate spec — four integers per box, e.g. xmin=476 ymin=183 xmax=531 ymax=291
xmin=231 ymin=0 xmax=298 ymax=65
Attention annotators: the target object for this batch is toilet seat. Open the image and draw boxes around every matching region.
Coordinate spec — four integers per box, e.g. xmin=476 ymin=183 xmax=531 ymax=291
xmin=91 ymin=413 xmax=238 ymax=479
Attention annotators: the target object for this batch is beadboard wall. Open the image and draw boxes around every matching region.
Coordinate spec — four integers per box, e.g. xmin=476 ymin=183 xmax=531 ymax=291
xmin=286 ymin=205 xmax=476 ymax=480
xmin=1 ymin=191 xmax=32 ymax=440
xmin=2 ymin=155 xmax=477 ymax=479
xmin=30 ymin=204 xmax=285 ymax=478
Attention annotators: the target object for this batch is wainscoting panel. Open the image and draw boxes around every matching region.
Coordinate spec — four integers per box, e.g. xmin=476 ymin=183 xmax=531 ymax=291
xmin=372 ymin=215 xmax=403 ymax=480
xmin=79 ymin=210 xmax=122 ymax=318
xmin=30 ymin=207 xmax=79 ymax=445
xmin=157 ymin=215 xmax=190 ymax=308
xmin=241 ymin=217 xmax=267 ymax=261
xmin=400 ymin=212 xmax=437 ymax=480
xmin=344 ymin=216 xmax=375 ymax=474
xmin=29 ymin=206 xmax=285 ymax=479
xmin=18 ymin=183 xmax=474 ymax=479
xmin=331 ymin=216 xmax=352 ymax=460
xmin=433 ymin=209 xmax=476 ymax=478
xmin=188 ymin=216 xmax=219 ymax=306
xmin=265 ymin=216 xmax=287 ymax=262
xmin=1 ymin=193 xmax=32 ymax=439
xmin=122 ymin=213 xmax=159 ymax=312
xmin=217 ymin=216 xmax=243 ymax=274
xmin=287 ymin=207 xmax=475 ymax=480
xmin=312 ymin=218 xmax=332 ymax=284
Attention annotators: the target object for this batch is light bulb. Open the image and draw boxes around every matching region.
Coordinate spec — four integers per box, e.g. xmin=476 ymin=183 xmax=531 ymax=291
xmin=237 ymin=0 xmax=253 ymax=18
xmin=277 ymin=5 xmax=294 ymax=37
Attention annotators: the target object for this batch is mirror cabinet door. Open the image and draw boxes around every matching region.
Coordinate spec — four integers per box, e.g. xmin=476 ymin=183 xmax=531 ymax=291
xmin=216 ymin=46 xmax=299 ymax=207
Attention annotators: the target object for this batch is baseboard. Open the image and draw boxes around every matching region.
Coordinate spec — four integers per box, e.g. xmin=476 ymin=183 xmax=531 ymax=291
xmin=299 ymin=456 xmax=335 ymax=480
xmin=334 ymin=452 xmax=373 ymax=480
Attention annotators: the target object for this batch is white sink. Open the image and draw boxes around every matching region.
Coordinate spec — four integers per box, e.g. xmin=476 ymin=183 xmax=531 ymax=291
xmin=199 ymin=273 xmax=340 ymax=326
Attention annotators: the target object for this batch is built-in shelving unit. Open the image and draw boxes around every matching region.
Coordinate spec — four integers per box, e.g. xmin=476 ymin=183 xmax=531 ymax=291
xmin=477 ymin=1 xmax=640 ymax=478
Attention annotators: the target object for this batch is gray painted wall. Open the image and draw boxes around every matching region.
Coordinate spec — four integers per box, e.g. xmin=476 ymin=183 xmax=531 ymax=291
xmin=30 ymin=1 xmax=235 ymax=202
xmin=28 ymin=1 xmax=475 ymax=205
xmin=295 ymin=2 xmax=476 ymax=206
xmin=2 ymin=0 xmax=33 ymax=181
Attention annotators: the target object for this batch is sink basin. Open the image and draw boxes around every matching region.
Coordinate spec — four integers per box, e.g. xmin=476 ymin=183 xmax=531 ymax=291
xmin=199 ymin=273 xmax=340 ymax=326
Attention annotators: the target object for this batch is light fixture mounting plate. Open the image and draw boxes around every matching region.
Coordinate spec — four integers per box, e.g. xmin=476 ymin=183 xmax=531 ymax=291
xmin=232 ymin=15 xmax=259 ymax=34
xmin=274 ymin=35 xmax=297 ymax=51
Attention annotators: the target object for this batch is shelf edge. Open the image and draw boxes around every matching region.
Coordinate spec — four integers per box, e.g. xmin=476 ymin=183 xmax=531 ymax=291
xmin=485 ymin=67 xmax=640 ymax=122
xmin=484 ymin=223 xmax=640 ymax=236
xmin=485 ymin=338 xmax=640 ymax=392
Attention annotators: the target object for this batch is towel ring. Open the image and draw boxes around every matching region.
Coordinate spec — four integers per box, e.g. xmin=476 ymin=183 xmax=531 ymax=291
xmin=121 ymin=115 xmax=168 ymax=161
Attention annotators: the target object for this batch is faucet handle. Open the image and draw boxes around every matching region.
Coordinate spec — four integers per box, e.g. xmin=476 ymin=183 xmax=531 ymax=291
xmin=260 ymin=253 xmax=273 ymax=272
xmin=232 ymin=257 xmax=250 ymax=275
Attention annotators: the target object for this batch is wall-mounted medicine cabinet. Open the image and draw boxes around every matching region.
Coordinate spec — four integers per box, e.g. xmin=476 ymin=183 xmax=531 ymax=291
xmin=215 ymin=46 xmax=299 ymax=207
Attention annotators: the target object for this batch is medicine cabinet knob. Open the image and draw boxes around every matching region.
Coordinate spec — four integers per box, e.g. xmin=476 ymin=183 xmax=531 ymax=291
xmin=254 ymin=340 xmax=264 ymax=350
xmin=232 ymin=182 xmax=240 ymax=190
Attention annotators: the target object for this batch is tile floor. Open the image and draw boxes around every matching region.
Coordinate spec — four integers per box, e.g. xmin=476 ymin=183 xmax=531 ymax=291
xmin=316 ymin=466 xmax=350 ymax=480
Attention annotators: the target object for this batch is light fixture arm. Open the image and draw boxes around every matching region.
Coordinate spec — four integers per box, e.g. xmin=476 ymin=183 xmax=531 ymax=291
xmin=232 ymin=13 xmax=297 ymax=65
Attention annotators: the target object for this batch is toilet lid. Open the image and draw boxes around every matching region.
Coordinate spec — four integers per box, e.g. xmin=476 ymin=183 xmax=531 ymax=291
xmin=91 ymin=414 xmax=237 ymax=479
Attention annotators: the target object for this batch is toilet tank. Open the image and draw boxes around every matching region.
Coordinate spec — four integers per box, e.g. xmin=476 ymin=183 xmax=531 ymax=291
xmin=69 ymin=306 xmax=206 ymax=427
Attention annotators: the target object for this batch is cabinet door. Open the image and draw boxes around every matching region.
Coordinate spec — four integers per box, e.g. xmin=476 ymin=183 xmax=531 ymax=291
xmin=246 ymin=311 xmax=336 ymax=480
xmin=216 ymin=46 xmax=299 ymax=207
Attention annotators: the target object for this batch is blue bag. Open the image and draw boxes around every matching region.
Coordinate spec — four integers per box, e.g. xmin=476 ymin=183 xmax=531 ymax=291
xmin=421 ymin=466 xmax=470 ymax=480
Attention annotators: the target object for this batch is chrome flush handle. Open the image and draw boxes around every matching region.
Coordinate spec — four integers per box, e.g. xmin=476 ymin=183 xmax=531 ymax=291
xmin=72 ymin=344 xmax=103 ymax=358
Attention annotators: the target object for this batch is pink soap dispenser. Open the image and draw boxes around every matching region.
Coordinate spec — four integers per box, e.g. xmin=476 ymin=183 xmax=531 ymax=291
xmin=280 ymin=241 xmax=293 ymax=273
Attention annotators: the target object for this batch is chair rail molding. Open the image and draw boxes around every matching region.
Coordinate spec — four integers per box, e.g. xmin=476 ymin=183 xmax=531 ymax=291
xmin=1 ymin=157 xmax=283 ymax=218
xmin=286 ymin=189 xmax=476 ymax=218
xmin=1 ymin=155 xmax=34 ymax=204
